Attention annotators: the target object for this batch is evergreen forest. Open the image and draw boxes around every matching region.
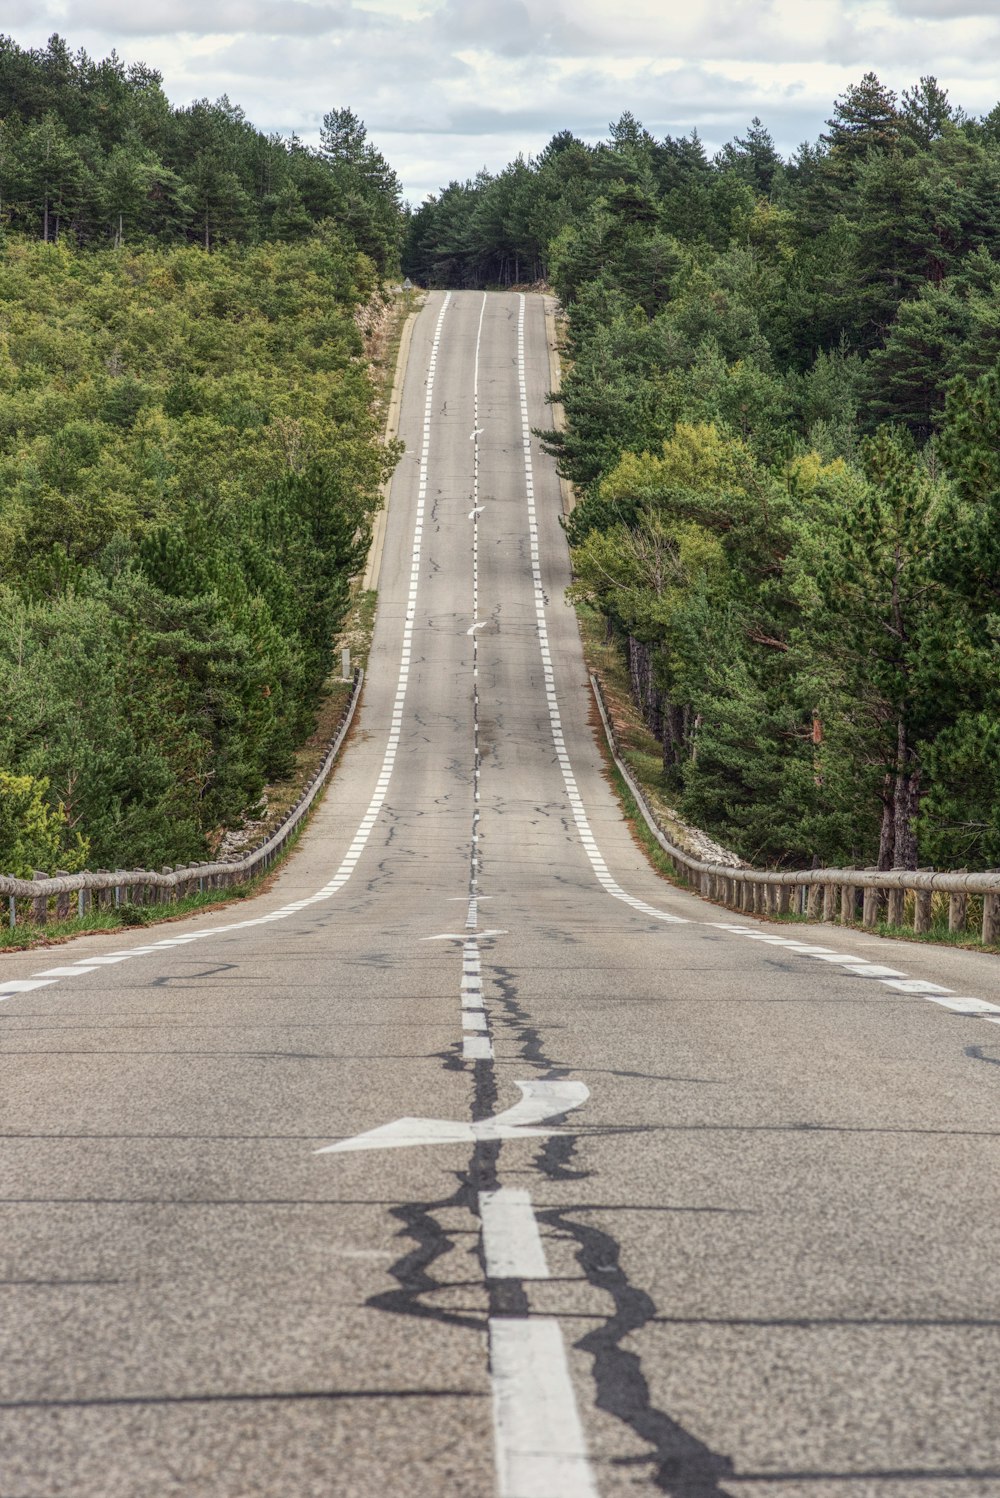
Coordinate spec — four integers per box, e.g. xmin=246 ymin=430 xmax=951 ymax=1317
xmin=406 ymin=75 xmax=1000 ymax=873
xmin=0 ymin=35 xmax=402 ymax=876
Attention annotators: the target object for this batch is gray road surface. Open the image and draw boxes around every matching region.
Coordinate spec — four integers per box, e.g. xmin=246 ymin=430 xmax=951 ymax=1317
xmin=2 ymin=290 xmax=1000 ymax=1498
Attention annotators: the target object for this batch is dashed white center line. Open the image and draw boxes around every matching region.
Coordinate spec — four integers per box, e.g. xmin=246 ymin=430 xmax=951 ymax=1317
xmin=489 ymin=1317 xmax=598 ymax=1498
xmin=480 ymin=1188 xmax=550 ymax=1279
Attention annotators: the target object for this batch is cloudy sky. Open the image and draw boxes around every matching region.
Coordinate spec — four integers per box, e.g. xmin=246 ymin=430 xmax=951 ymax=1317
xmin=8 ymin=1 xmax=1000 ymax=203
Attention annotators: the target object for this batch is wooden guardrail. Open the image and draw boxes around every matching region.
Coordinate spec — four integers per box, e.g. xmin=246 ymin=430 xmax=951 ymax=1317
xmin=2 ymin=670 xmax=364 ymax=931
xmin=591 ymin=673 xmax=1000 ymax=947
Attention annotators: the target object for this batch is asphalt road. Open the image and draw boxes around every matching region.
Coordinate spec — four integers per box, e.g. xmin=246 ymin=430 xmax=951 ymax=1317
xmin=2 ymin=290 xmax=1000 ymax=1498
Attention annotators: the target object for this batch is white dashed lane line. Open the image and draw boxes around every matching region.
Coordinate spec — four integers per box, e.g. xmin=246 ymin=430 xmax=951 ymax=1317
xmin=708 ymin=920 xmax=1000 ymax=1025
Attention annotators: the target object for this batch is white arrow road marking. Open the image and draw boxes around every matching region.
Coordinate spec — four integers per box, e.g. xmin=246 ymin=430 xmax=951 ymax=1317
xmin=424 ymin=930 xmax=507 ymax=942
xmin=468 ymin=506 xmax=485 ymax=519
xmin=470 ymin=427 xmax=485 ymax=440
xmin=467 ymin=621 xmax=485 ymax=635
xmin=315 ymin=1079 xmax=589 ymax=1154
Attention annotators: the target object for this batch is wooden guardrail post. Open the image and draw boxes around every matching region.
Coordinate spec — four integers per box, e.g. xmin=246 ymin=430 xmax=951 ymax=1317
xmin=776 ymin=884 xmax=790 ymax=916
xmin=887 ymin=888 xmax=905 ymax=928
xmin=807 ymin=885 xmax=822 ymax=920
xmin=948 ymin=892 xmax=968 ymax=934
xmin=840 ymin=885 xmax=855 ymax=925
xmin=983 ymin=893 xmax=1000 ymax=945
xmin=914 ymin=890 xmax=933 ymax=934
xmin=32 ymin=872 xmax=48 ymax=925
xmin=822 ymin=883 xmax=836 ymax=921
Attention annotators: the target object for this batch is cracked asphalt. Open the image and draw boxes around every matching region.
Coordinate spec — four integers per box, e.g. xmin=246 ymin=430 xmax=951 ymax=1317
xmin=2 ymin=291 xmax=1000 ymax=1497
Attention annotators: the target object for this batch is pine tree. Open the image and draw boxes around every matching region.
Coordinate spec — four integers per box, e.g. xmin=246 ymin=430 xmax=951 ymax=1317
xmin=822 ymin=73 xmax=900 ymax=162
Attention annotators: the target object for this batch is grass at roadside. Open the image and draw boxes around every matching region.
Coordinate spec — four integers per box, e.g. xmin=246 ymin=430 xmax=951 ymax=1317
xmin=0 ymin=881 xmax=264 ymax=952
xmin=577 ymin=603 xmax=711 ymax=854
xmin=585 ymin=677 xmax=688 ymax=889
xmin=377 ymin=286 xmax=421 ymax=415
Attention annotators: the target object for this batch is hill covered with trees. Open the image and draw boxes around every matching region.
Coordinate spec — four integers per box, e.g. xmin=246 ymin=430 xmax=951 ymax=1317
xmin=0 ymin=36 xmax=403 ymax=876
xmin=406 ymin=76 xmax=1000 ymax=873
xmin=0 ymin=33 xmax=402 ymax=270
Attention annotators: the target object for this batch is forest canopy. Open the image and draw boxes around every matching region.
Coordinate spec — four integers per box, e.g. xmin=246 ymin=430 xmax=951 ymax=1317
xmin=406 ymin=77 xmax=1000 ymax=873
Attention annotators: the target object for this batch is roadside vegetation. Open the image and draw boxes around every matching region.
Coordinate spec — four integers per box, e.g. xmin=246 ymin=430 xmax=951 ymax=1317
xmin=407 ymin=77 xmax=1000 ymax=877
xmin=0 ymin=34 xmax=404 ymax=880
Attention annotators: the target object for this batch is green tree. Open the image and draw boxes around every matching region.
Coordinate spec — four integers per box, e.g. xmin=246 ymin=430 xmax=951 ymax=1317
xmin=0 ymin=768 xmax=88 ymax=877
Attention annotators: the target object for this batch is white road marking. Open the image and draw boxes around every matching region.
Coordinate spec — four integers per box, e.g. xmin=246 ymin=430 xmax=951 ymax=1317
xmin=711 ymin=901 xmax=1000 ymax=1023
xmin=841 ymin=964 xmax=907 ymax=978
xmin=0 ymin=980 xmax=57 ymax=997
xmin=316 ymin=1078 xmax=589 ymax=1154
xmin=489 ymin=1317 xmax=598 ymax=1498
xmin=424 ymin=930 xmax=507 ymax=942
xmin=881 ymin=978 xmax=954 ymax=995
xmin=927 ymin=996 xmax=1000 ymax=1016
xmin=464 ymin=1034 xmax=494 ymax=1061
xmin=35 ymin=966 xmax=102 ymax=978
xmin=516 ymin=294 xmax=684 ymax=929
xmin=480 ymin=1188 xmax=550 ymax=1279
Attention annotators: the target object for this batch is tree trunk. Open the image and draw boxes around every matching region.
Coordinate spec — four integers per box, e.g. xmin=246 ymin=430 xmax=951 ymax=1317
xmin=877 ymin=778 xmax=895 ymax=870
xmin=663 ymin=702 xmax=686 ymax=772
xmin=627 ymin=636 xmax=664 ymax=742
xmin=43 ymin=192 xmax=49 ymax=242
xmin=892 ymin=719 xmax=921 ymax=871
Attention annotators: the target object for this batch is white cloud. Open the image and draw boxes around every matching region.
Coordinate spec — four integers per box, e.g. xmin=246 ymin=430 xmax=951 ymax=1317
xmin=11 ymin=0 xmax=1000 ymax=203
